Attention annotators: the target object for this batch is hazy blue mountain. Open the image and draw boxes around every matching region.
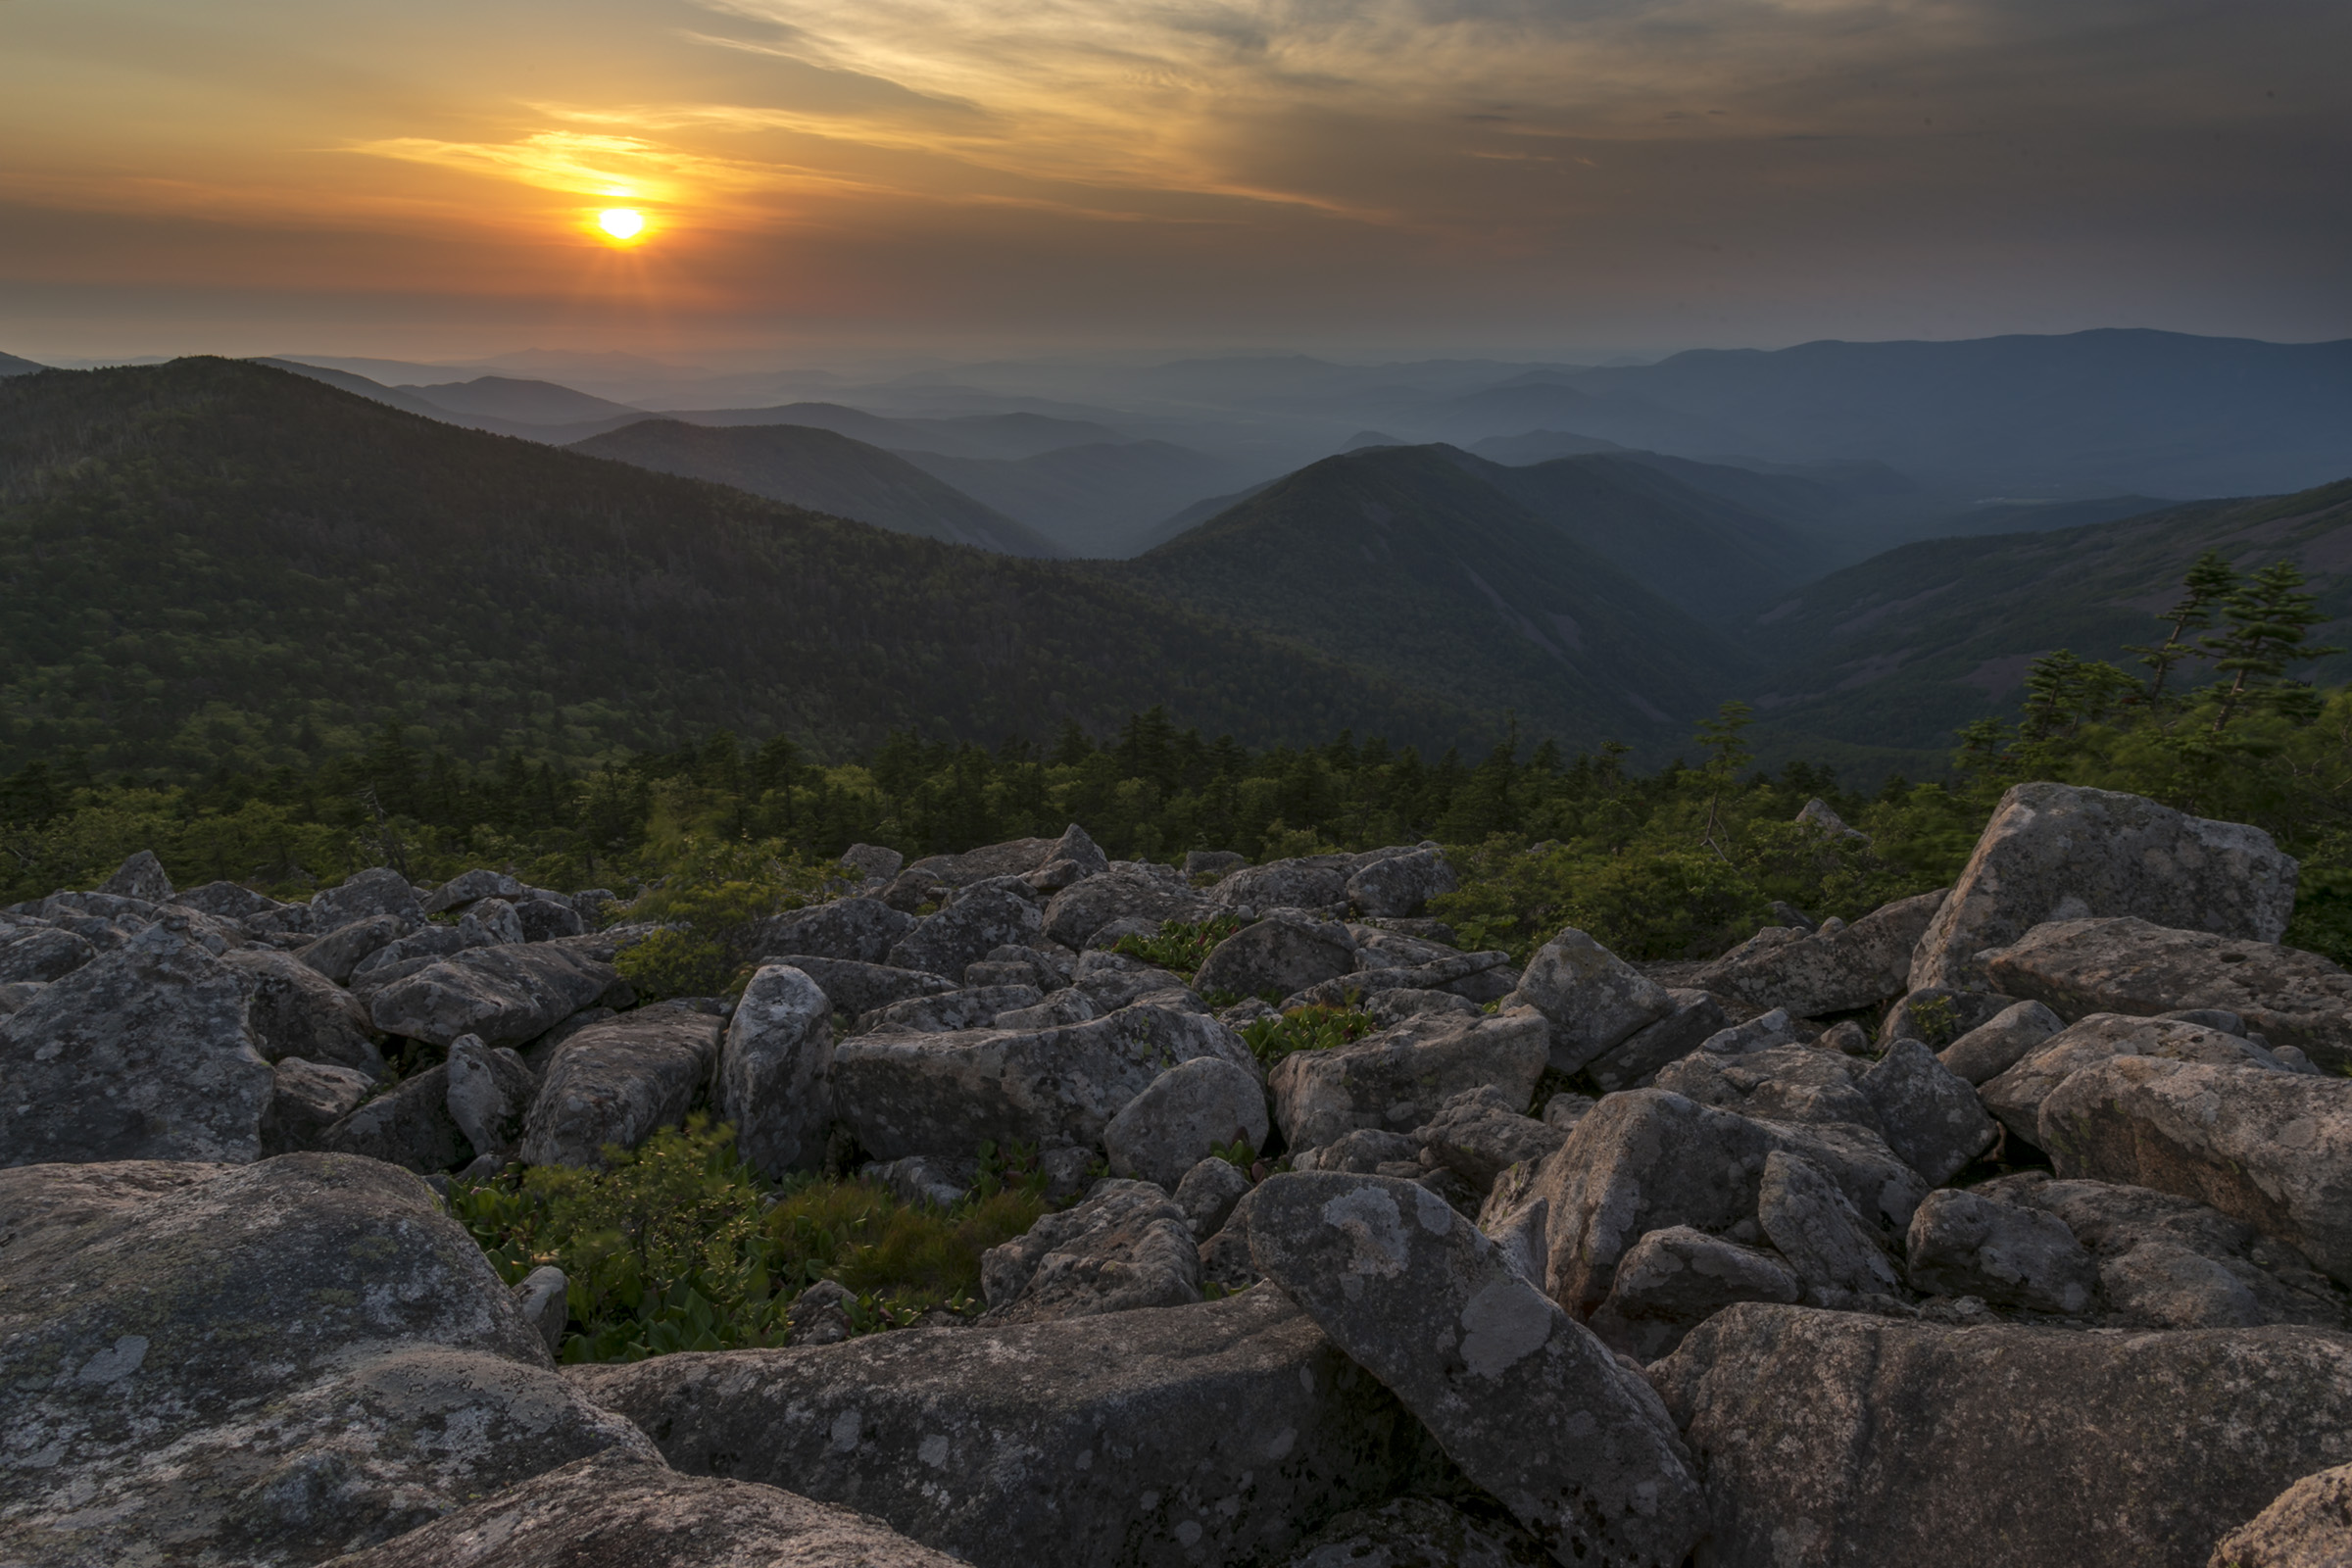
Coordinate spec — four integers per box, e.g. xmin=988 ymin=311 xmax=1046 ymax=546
xmin=1740 ymin=480 xmax=2352 ymax=762
xmin=1466 ymin=429 xmax=1630 ymax=464
xmin=1108 ymin=445 xmax=1742 ymax=745
xmin=898 ymin=440 xmax=1266 ymax=557
xmin=395 ymin=375 xmax=644 ymax=424
xmin=1922 ymin=495 xmax=2183 ymax=538
xmin=0 ymin=353 xmax=49 ymax=377
xmin=570 ymin=420 xmax=1063 ymax=558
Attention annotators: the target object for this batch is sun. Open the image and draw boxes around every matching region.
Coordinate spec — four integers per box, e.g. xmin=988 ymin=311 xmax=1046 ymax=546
xmin=596 ymin=208 xmax=646 ymax=241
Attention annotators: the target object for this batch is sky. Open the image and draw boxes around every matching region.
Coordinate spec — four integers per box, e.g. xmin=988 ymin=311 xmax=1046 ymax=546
xmin=3 ymin=0 xmax=2347 ymax=366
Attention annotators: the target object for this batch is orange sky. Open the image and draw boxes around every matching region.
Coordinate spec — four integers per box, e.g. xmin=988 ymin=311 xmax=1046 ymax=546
xmin=3 ymin=0 xmax=2346 ymax=362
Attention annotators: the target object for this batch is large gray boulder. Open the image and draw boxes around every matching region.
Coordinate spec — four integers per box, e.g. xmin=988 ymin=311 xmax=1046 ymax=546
xmin=1858 ymin=1037 xmax=1998 ymax=1184
xmin=1585 ymin=989 xmax=1727 ymax=1093
xmin=1937 ymin=998 xmax=2065 ymax=1085
xmin=1909 ymin=782 xmax=2297 ymax=993
xmin=368 ymin=944 xmax=618 ymax=1049
xmin=1586 ymin=1225 xmax=1800 ymax=1360
xmin=1345 ymin=847 xmax=1458 ymax=919
xmin=445 ymin=1035 xmax=538 ymax=1161
xmin=1904 ymin=1186 xmax=2098 ymax=1313
xmin=1193 ymin=915 xmax=1356 ymax=1001
xmin=1210 ymin=857 xmax=1353 ymax=911
xmin=1984 ymin=916 xmax=2352 ymax=1070
xmin=0 ymin=927 xmax=273 ymax=1167
xmin=1757 ymin=1148 xmax=1901 ymax=1299
xmin=980 ymin=1178 xmax=1201 ymax=1323
xmin=1270 ymin=1008 xmax=1547 ymax=1152
xmin=0 ymin=926 xmax=96 ymax=983
xmin=2038 ymin=1056 xmax=2352 ymax=1287
xmin=757 ymin=897 xmax=918 ymax=964
xmin=854 ymin=984 xmax=1043 ymax=1036
xmin=566 ymin=1287 xmax=1447 ymax=1568
xmin=222 ymin=945 xmax=386 ymax=1076
xmin=1042 ymin=866 xmax=1205 ymax=950
xmin=1653 ymin=1042 xmax=1881 ymax=1133
xmin=301 ymin=911 xmax=415 ymax=985
xmin=1412 ymin=1085 xmax=1567 ymax=1193
xmin=1103 ymin=1055 xmax=1269 ymax=1188
xmin=319 ymin=1062 xmax=469 ymax=1173
xmin=1695 ymin=888 xmax=1946 ymax=1015
xmin=97 ymin=849 xmax=173 ymax=902
xmin=1500 ymin=927 xmax=1674 ymax=1074
xmin=1982 ymin=1012 xmax=2287 ymax=1147
xmin=329 ymin=1447 xmax=965 ymax=1568
xmin=518 ymin=1007 xmax=721 ymax=1168
xmin=260 ymin=1056 xmax=376 ymax=1153
xmin=720 ymin=963 xmax=834 ymax=1179
xmin=1654 ymin=1303 xmax=2352 ymax=1568
xmin=831 ymin=1003 xmax=1253 ymax=1159
xmin=1248 ymin=1171 xmax=1704 ymax=1567
xmin=310 ymin=865 xmax=426 ymax=933
xmin=2210 ymin=1461 xmax=2352 ymax=1568
xmin=886 ymin=883 xmax=1045 ymax=978
xmin=903 ymin=836 xmax=1059 ymax=888
xmin=769 ymin=955 xmax=956 ymax=1018
xmin=0 ymin=1154 xmax=653 ymax=1566
xmin=418 ymin=866 xmax=522 ymax=915
xmin=1530 ymin=1088 xmax=1928 ymax=1318
xmin=1275 ymin=1496 xmax=1551 ymax=1568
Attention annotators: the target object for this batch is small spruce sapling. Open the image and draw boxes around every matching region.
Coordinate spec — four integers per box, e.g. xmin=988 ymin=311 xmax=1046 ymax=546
xmin=2204 ymin=561 xmax=2343 ymax=730
xmin=2127 ymin=551 xmax=2239 ymax=705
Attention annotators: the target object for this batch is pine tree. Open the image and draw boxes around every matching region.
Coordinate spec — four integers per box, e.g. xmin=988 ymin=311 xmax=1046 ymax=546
xmin=2127 ymin=551 xmax=2238 ymax=704
xmin=2020 ymin=651 xmax=2137 ymax=740
xmin=2205 ymin=562 xmax=2344 ymax=729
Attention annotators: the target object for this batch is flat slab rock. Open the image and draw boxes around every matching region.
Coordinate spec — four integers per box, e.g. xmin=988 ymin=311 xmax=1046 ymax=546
xmin=1249 ymin=1171 xmax=1703 ymax=1568
xmin=328 ymin=1447 xmax=962 ymax=1568
xmin=0 ymin=1153 xmax=652 ymax=1566
xmin=368 ymin=943 xmax=619 ymax=1049
xmin=1655 ymin=1302 xmax=2352 ymax=1568
xmin=1271 ymin=1008 xmax=1548 ymax=1152
xmin=1694 ymin=889 xmax=1944 ymax=1016
xmin=566 ymin=1286 xmax=1447 ymax=1568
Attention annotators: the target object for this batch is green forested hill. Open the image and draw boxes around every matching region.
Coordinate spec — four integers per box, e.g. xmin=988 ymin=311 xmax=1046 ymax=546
xmin=0 ymin=360 xmax=1481 ymax=773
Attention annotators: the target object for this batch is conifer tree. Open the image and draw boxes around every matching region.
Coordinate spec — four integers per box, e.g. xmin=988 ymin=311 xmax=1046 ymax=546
xmin=2127 ymin=551 xmax=2238 ymax=704
xmin=2205 ymin=561 xmax=2344 ymax=729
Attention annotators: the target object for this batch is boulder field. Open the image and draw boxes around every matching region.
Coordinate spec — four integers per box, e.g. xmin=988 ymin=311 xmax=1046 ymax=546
xmin=3 ymin=783 xmax=2350 ymax=1565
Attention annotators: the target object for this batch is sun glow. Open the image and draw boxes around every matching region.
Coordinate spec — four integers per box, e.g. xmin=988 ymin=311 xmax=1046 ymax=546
xmin=597 ymin=207 xmax=646 ymax=240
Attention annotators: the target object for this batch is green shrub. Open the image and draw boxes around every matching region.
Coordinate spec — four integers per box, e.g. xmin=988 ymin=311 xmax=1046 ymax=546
xmin=613 ymin=836 xmax=830 ymax=1000
xmin=1111 ymin=913 xmax=1249 ymax=979
xmin=1239 ymin=1004 xmax=1376 ymax=1068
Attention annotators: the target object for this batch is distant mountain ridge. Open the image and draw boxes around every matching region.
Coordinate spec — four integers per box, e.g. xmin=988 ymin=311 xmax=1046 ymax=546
xmin=0 ymin=353 xmax=49 ymax=377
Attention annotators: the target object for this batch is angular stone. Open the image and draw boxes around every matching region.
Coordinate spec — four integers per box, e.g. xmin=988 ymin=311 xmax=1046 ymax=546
xmin=1173 ymin=1155 xmax=1253 ymax=1239
xmin=1654 ymin=1304 xmax=2352 ymax=1568
xmin=1045 ymin=821 xmax=1109 ymax=878
xmin=980 ymin=1178 xmax=1200 ymax=1323
xmin=0 ymin=927 xmax=272 ymax=1167
xmin=445 ymin=1034 xmax=537 ymax=1158
xmin=831 ymin=1003 xmax=1255 ymax=1159
xmin=221 ymin=945 xmax=386 ymax=1077
xmin=0 ymin=926 xmax=96 ymax=983
xmin=310 ymin=865 xmax=426 ymax=933
xmin=1905 ymin=1187 xmax=2097 ymax=1312
xmin=720 ymin=963 xmax=834 ymax=1180
xmin=1984 ymin=916 xmax=2352 ymax=1070
xmin=2211 ymin=1461 xmax=2352 ymax=1568
xmin=1411 ymin=1086 xmax=1566 ymax=1193
xmin=1275 ymin=1496 xmax=1552 ymax=1568
xmin=1270 ymin=1008 xmax=1548 ymax=1152
xmin=461 ymin=897 xmax=524 ymax=946
xmin=1696 ymin=888 xmax=1946 ymax=1015
xmin=1103 ymin=1055 xmax=1269 ymax=1188
xmin=1860 ymin=1037 xmax=1998 ymax=1184
xmin=839 ymin=843 xmax=905 ymax=884
xmin=905 ymin=836 xmax=1059 ymax=888
xmin=1071 ymin=947 xmax=1195 ymax=1012
xmin=368 ymin=944 xmax=619 ymax=1049
xmin=328 ymin=1447 xmax=965 ymax=1568
xmin=302 ymin=911 xmax=415 ymax=984
xmin=755 ymin=897 xmax=917 ymax=964
xmin=886 ymin=884 xmax=1045 ymax=979
xmin=1585 ymin=989 xmax=1728 ymax=1093
xmin=2038 ymin=1056 xmax=2352 ymax=1286
xmin=1758 ymin=1150 xmax=1901 ymax=1298
xmin=1587 ymin=1224 xmax=1801 ymax=1360
xmin=1653 ymin=1042 xmax=1881 ymax=1132
xmin=519 ymin=1007 xmax=721 ymax=1168
xmin=1043 ymin=867 xmax=1206 ymax=949
xmin=320 ymin=1063 xmax=468 ymax=1173
xmin=1982 ymin=1012 xmax=2286 ymax=1146
xmin=769 ymin=955 xmax=955 ymax=1018
xmin=1910 ymin=782 xmax=2297 ymax=992
xmin=1186 ymin=849 xmax=1248 ymax=878
xmin=1502 ymin=927 xmax=1674 ymax=1074
xmin=1210 ymin=857 xmax=1353 ymax=912
xmin=994 ymin=990 xmax=1098 ymax=1030
xmin=261 ymin=1055 xmax=376 ymax=1153
xmin=172 ymin=880 xmax=290 ymax=921
xmin=1531 ymin=1089 xmax=1928 ymax=1317
xmin=855 ymin=984 xmax=1043 ymax=1036
xmin=1346 ymin=848 xmax=1459 ymax=919
xmin=1937 ymin=998 xmax=2064 ymax=1085
xmin=1281 ymin=949 xmax=1514 ymax=1011
xmin=1195 ymin=915 xmax=1356 ymax=1002
xmin=1247 ymin=1171 xmax=1704 ymax=1567
xmin=418 ymin=867 xmax=523 ymax=914
xmin=97 ymin=849 xmax=174 ymax=902
xmin=0 ymin=1153 xmax=652 ymax=1566
xmin=567 ymin=1287 xmax=1444 ymax=1568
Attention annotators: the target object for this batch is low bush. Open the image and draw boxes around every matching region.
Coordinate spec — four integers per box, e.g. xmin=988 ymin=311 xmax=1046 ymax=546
xmin=1110 ymin=913 xmax=1249 ymax=978
xmin=1239 ymin=1004 xmax=1376 ymax=1068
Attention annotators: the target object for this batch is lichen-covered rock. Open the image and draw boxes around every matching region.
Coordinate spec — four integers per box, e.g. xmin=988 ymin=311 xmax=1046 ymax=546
xmin=1071 ymin=947 xmax=1196 ymax=1012
xmin=96 ymin=849 xmax=173 ymax=902
xmin=261 ymin=1056 xmax=376 ymax=1153
xmin=309 ymin=865 xmax=427 ymax=934
xmin=2210 ymin=1461 xmax=2352 ymax=1568
xmin=855 ymin=984 xmax=1044 ymax=1036
xmin=0 ymin=926 xmax=95 ymax=983
xmin=1345 ymin=848 xmax=1458 ymax=919
xmin=2038 ymin=1056 xmax=2352 ymax=1287
xmin=445 ymin=1035 xmax=538 ymax=1160
xmin=831 ymin=1003 xmax=1253 ymax=1159
xmin=885 ymin=883 xmax=1045 ymax=980
xmin=754 ymin=897 xmax=918 ymax=965
xmin=368 ymin=944 xmax=619 ymax=1049
xmin=980 ymin=1178 xmax=1201 ymax=1323
xmin=1984 ymin=917 xmax=2352 ymax=1070
xmin=719 ymin=963 xmax=833 ymax=1180
xmin=1585 ymin=989 xmax=1727 ymax=1093
xmin=1654 ymin=1303 xmax=2352 ymax=1568
xmin=1758 ymin=1149 xmax=1902 ymax=1298
xmin=1247 ymin=1171 xmax=1704 ymax=1567
xmin=0 ymin=1153 xmax=653 ymax=1566
xmin=994 ymin=989 xmax=1098 ymax=1030
xmin=1103 ymin=1056 xmax=1269 ymax=1189
xmin=1042 ymin=866 xmax=1206 ymax=950
xmin=1530 ymin=1088 xmax=1928 ymax=1318
xmin=222 ymin=945 xmax=386 ymax=1076
xmin=1937 ymin=998 xmax=2065 ymax=1085
xmin=419 ymin=867 xmax=523 ymax=915
xmin=1410 ymin=1085 xmax=1565 ymax=1193
xmin=1501 ymin=926 xmax=1674 ymax=1074
xmin=1193 ymin=915 xmax=1356 ymax=1002
xmin=768 ymin=956 xmax=955 ymax=1018
xmin=319 ymin=1062 xmax=469 ymax=1173
xmin=1859 ymin=1037 xmax=1998 ymax=1184
xmin=904 ymin=836 xmax=1061 ymax=889
xmin=1586 ymin=1225 xmax=1800 ymax=1360
xmin=1173 ymin=1154 xmax=1253 ymax=1239
xmin=0 ymin=927 xmax=272 ymax=1167
xmin=1653 ymin=1042 xmax=1881 ymax=1132
xmin=328 ymin=1447 xmax=965 ymax=1568
xmin=302 ymin=911 xmax=416 ymax=985
xmin=1910 ymin=782 xmax=2297 ymax=993
xmin=1274 ymin=1496 xmax=1551 ymax=1568
xmin=566 ymin=1287 xmax=1446 ymax=1568
xmin=1209 ymin=857 xmax=1353 ymax=912
xmin=1270 ymin=1009 xmax=1548 ymax=1152
xmin=519 ymin=1007 xmax=721 ymax=1168
xmin=1696 ymin=888 xmax=1946 ymax=1015
xmin=1983 ymin=1012 xmax=2287 ymax=1147
xmin=1904 ymin=1187 xmax=2097 ymax=1313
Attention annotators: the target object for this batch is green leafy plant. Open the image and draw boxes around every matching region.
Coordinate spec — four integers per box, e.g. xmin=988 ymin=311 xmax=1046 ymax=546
xmin=1904 ymin=994 xmax=1962 ymax=1048
xmin=1111 ymin=913 xmax=1249 ymax=978
xmin=1239 ymin=1004 xmax=1376 ymax=1068
xmin=1209 ymin=1137 xmax=1259 ymax=1169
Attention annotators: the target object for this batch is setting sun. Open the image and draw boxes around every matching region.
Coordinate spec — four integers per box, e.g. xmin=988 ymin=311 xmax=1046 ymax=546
xmin=596 ymin=208 xmax=645 ymax=241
